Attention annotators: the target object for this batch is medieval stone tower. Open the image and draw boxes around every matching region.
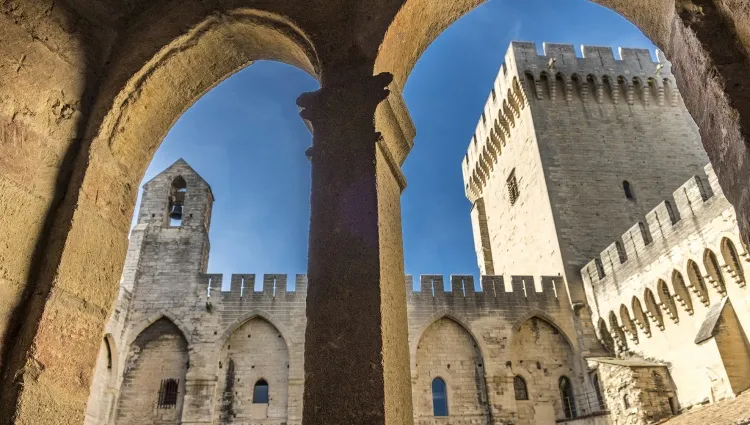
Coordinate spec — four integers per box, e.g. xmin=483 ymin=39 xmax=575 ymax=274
xmin=462 ymin=42 xmax=708 ymax=300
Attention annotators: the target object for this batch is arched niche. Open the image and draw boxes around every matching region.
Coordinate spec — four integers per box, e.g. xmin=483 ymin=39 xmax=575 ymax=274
xmin=704 ymin=249 xmax=728 ymax=296
xmin=687 ymin=260 xmax=711 ymax=305
xmin=510 ymin=316 xmax=578 ymax=421
xmin=619 ymin=304 xmax=638 ymax=342
xmin=214 ymin=317 xmax=290 ymax=423
xmin=597 ymin=318 xmax=615 ymax=355
xmin=414 ymin=317 xmax=488 ymax=421
xmin=609 ymin=311 xmax=628 ymax=350
xmin=115 ymin=318 xmax=189 ymax=424
xmin=657 ymin=280 xmax=679 ymax=323
xmin=644 ymin=288 xmax=665 ymax=330
xmin=672 ymin=270 xmax=694 ymax=315
xmin=721 ymin=237 xmax=746 ymax=286
xmin=632 ymin=296 xmax=651 ymax=336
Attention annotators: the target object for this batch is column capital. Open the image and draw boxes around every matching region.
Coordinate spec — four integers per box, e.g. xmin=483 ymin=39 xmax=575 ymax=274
xmin=297 ymin=72 xmax=393 ymax=127
xmin=297 ymin=72 xmax=415 ymax=191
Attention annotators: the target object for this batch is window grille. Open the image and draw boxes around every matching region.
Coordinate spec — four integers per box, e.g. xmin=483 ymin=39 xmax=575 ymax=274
xmin=157 ymin=379 xmax=179 ymax=408
xmin=514 ymin=376 xmax=529 ymax=400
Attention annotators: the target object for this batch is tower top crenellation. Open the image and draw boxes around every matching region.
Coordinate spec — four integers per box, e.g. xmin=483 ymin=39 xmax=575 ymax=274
xmin=462 ymin=41 xmax=679 ymax=203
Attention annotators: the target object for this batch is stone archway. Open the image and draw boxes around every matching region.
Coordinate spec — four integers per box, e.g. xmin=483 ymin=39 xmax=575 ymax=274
xmin=214 ymin=317 xmax=290 ymax=424
xmin=510 ymin=316 xmax=580 ymax=424
xmin=0 ymin=8 xmax=321 ymax=424
xmin=115 ymin=318 xmax=189 ymax=425
xmin=375 ymin=0 xmax=750 ymax=250
xmin=2 ymin=1 xmax=750 ymax=424
xmin=413 ymin=317 xmax=489 ymax=423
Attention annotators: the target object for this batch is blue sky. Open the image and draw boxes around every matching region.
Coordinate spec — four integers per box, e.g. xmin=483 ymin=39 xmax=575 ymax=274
xmin=136 ymin=0 xmax=655 ymax=288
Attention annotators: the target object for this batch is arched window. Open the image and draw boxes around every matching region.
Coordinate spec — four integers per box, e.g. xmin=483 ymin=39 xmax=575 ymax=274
xmin=432 ymin=377 xmax=448 ymax=416
xmin=623 ymin=180 xmax=634 ymax=200
xmin=559 ymin=376 xmax=576 ymax=418
xmin=158 ymin=378 xmax=179 ymax=408
xmin=514 ymin=376 xmax=529 ymax=400
xmin=623 ymin=394 xmax=630 ymax=408
xmin=253 ymin=379 xmax=269 ymax=404
xmin=168 ymin=176 xmax=187 ymax=227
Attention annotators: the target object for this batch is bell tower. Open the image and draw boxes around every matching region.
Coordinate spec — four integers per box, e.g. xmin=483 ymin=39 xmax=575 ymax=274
xmin=120 ymin=159 xmax=214 ymax=298
xmin=137 ymin=158 xmax=214 ymax=233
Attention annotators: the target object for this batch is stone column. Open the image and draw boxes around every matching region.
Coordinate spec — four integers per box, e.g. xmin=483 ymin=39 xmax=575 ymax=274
xmin=298 ymin=72 xmax=414 ymax=425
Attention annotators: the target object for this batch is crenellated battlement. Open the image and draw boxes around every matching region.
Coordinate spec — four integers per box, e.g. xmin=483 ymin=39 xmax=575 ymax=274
xmin=199 ymin=272 xmax=569 ymax=307
xmin=406 ymin=274 xmax=569 ymax=307
xmin=462 ymin=41 xmax=681 ymax=202
xmin=581 ymin=163 xmax=724 ymax=284
xmin=202 ymin=273 xmax=308 ymax=301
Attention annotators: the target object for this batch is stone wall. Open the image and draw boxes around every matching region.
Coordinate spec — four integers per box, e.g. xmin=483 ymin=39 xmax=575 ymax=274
xmin=594 ymin=360 xmax=676 ymax=425
xmin=83 ymin=161 xmax=600 ymax=425
xmin=582 ymin=165 xmax=750 ymax=409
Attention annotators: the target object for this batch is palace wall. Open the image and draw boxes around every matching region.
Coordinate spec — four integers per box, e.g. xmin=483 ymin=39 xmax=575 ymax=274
xmin=582 ymin=164 xmax=750 ymax=409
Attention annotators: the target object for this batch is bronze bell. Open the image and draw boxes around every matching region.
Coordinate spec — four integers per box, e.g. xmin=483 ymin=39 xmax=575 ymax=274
xmin=169 ymin=203 xmax=183 ymax=220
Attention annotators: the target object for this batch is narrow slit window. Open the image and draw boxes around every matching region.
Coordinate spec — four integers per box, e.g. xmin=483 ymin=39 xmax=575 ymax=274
xmin=253 ymin=379 xmax=269 ymax=404
xmin=507 ymin=169 xmax=520 ymax=205
xmin=432 ymin=377 xmax=448 ymax=417
xmin=104 ymin=338 xmax=112 ymax=370
xmin=623 ymin=180 xmax=634 ymax=200
xmin=158 ymin=378 xmax=179 ymax=408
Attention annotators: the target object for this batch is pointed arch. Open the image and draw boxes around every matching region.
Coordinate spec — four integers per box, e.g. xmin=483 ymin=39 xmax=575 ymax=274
xmin=511 ymin=315 xmax=578 ymax=421
xmin=126 ymin=312 xmax=193 ymax=350
xmin=116 ymin=318 xmax=189 ymax=424
xmin=215 ymin=315 xmax=290 ymax=422
xmin=657 ymin=279 xmax=679 ymax=322
xmin=609 ymin=311 xmax=628 ymax=350
xmin=619 ymin=304 xmax=638 ymax=342
xmin=672 ymin=270 xmax=694 ymax=314
xmin=720 ymin=237 xmax=746 ymax=285
xmin=510 ymin=310 xmax=576 ymax=349
xmin=704 ymin=249 xmax=728 ymax=295
xmin=687 ymin=259 xmax=711 ymax=305
xmin=632 ymin=296 xmax=651 ymax=335
xmin=597 ymin=318 xmax=616 ymax=354
xmin=414 ymin=316 xmax=487 ymax=420
xmin=644 ymin=288 xmax=665 ymax=330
